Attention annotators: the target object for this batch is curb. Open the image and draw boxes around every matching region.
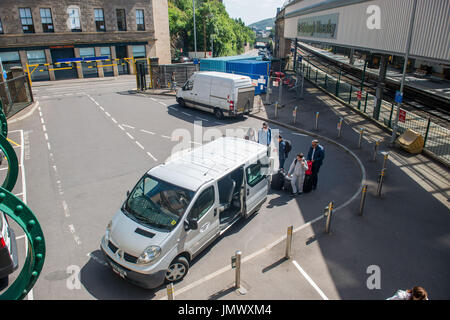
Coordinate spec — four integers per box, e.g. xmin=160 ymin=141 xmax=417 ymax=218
xmin=135 ymin=90 xmax=176 ymax=98
xmin=7 ymin=100 xmax=39 ymax=124
xmin=250 ymin=112 xmax=367 ymax=213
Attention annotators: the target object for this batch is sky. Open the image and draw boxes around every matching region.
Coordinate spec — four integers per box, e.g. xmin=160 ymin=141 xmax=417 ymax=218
xmin=222 ymin=0 xmax=285 ymax=26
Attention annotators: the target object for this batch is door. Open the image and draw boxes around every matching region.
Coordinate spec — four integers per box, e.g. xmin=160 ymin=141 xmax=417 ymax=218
xmin=184 ymin=184 xmax=219 ymax=256
xmin=50 ymin=48 xmax=78 ymax=80
xmin=115 ymin=45 xmax=129 ymax=75
xmin=245 ymin=160 xmax=269 ymax=216
xmin=191 ymin=76 xmax=212 ymax=112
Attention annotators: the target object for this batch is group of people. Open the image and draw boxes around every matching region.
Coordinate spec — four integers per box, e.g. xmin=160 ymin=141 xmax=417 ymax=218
xmin=255 ymin=122 xmax=325 ymax=196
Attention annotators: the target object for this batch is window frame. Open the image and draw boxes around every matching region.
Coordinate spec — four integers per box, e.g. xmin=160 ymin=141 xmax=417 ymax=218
xmin=246 ymin=162 xmax=265 ymax=187
xmin=94 ymin=8 xmax=106 ymax=32
xmin=40 ymin=8 xmax=54 ymax=33
xmin=0 ymin=18 xmax=3 ymax=34
xmin=190 ymin=186 xmax=215 ymax=221
xmin=68 ymin=7 xmax=82 ymax=32
xmin=116 ymin=9 xmax=127 ymax=31
xmin=136 ymin=9 xmax=145 ymax=31
xmin=19 ymin=8 xmax=35 ymax=34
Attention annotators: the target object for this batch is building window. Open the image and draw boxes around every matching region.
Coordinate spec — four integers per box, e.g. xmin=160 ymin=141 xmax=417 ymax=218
xmin=116 ymin=9 xmax=126 ymax=31
xmin=68 ymin=7 xmax=81 ymax=32
xmin=40 ymin=8 xmax=54 ymax=33
xmin=0 ymin=51 xmax=21 ymax=71
xmin=19 ymin=8 xmax=35 ymax=33
xmin=0 ymin=18 xmax=3 ymax=34
xmin=136 ymin=9 xmax=145 ymax=31
xmin=100 ymin=46 xmax=111 ymax=58
xmin=94 ymin=8 xmax=105 ymax=32
xmin=132 ymin=45 xmax=146 ymax=58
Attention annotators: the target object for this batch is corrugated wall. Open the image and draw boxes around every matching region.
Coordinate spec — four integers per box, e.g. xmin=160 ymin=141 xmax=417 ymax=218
xmin=283 ymin=0 xmax=450 ymax=62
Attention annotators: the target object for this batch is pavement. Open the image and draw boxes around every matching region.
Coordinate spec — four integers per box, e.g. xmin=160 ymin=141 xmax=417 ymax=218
xmin=1 ymin=75 xmax=449 ymax=300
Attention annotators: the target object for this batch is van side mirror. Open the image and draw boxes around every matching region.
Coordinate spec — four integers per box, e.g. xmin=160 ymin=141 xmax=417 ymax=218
xmin=126 ymin=190 xmax=130 ymax=198
xmin=186 ymin=218 xmax=198 ymax=230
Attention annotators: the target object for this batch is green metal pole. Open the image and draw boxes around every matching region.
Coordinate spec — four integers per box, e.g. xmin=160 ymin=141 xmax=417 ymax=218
xmin=348 ymin=85 xmax=353 ymax=104
xmin=364 ymin=92 xmax=368 ymax=113
xmin=388 ymin=103 xmax=394 ymax=128
xmin=336 ymin=71 xmax=341 ymax=96
xmin=423 ymin=117 xmax=431 ymax=147
xmin=315 ymin=70 xmax=318 ymax=83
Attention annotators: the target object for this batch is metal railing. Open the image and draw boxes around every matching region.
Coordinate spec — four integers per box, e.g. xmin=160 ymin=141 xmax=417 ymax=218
xmin=0 ymin=75 xmax=34 ymax=118
xmin=300 ymin=60 xmax=450 ymax=165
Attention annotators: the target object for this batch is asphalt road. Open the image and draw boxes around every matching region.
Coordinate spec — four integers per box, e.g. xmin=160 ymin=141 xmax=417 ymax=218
xmin=5 ymin=76 xmax=364 ymax=300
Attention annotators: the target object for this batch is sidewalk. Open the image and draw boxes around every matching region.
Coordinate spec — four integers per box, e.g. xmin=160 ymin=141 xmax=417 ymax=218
xmin=160 ymin=78 xmax=450 ymax=300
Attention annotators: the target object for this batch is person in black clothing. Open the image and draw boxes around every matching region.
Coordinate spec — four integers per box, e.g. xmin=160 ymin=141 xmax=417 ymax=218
xmin=306 ymin=139 xmax=325 ymax=190
xmin=278 ymin=135 xmax=287 ymax=171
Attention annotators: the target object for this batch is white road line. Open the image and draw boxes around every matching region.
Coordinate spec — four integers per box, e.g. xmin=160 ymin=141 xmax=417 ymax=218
xmin=44 ymin=133 xmax=49 ymax=141
xmin=292 ymin=132 xmax=307 ymax=136
xmin=168 ymin=106 xmax=178 ymax=111
xmin=147 ymin=152 xmax=157 ymax=161
xmin=140 ymin=129 xmax=155 ymax=135
xmin=292 ymin=260 xmax=329 ymax=300
xmin=39 ymin=111 xmax=42 ymax=117
xmin=14 ymin=192 xmax=23 ymax=197
xmin=47 ymin=142 xmax=51 ymax=150
xmin=87 ymin=252 xmax=109 ymax=267
xmin=15 ymin=234 xmax=26 ymax=240
xmin=135 ymin=141 xmax=145 ymax=150
xmin=118 ymin=125 xmax=125 ymax=131
xmin=94 ymin=101 xmax=100 ymax=106
xmin=191 ymin=141 xmax=202 ymax=145
xmin=42 ymin=125 xmax=46 ymax=132
xmin=122 ymin=124 xmax=135 ymax=129
xmin=182 ymin=112 xmax=192 ymax=117
xmin=214 ymin=121 xmax=225 ymax=125
xmin=62 ymin=200 xmax=70 ymax=218
xmin=99 ymin=106 xmax=105 ymax=111
xmin=196 ymin=117 xmax=209 ymax=122
xmin=150 ymin=97 xmax=156 ymax=101
xmin=105 ymin=112 xmax=111 ymax=117
xmin=41 ymin=118 xmax=45 ymax=124
xmin=111 ymin=118 xmax=118 ymax=124
xmin=161 ymin=135 xmax=171 ymax=139
xmin=158 ymin=101 xmax=167 ymax=106
xmin=126 ymin=132 xmax=135 ymax=140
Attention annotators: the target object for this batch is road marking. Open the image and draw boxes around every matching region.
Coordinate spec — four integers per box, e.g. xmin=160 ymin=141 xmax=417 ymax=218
xmin=94 ymin=101 xmax=100 ymax=106
xmin=39 ymin=111 xmax=42 ymax=117
xmin=158 ymin=101 xmax=167 ymax=106
xmin=99 ymin=106 xmax=105 ymax=111
xmin=14 ymin=192 xmax=23 ymax=197
xmin=161 ymin=135 xmax=171 ymax=139
xmin=87 ymin=252 xmax=109 ymax=267
xmin=42 ymin=125 xmax=46 ymax=132
xmin=111 ymin=118 xmax=118 ymax=124
xmin=126 ymin=132 xmax=134 ymax=140
xmin=292 ymin=260 xmax=329 ymax=300
xmin=105 ymin=112 xmax=111 ymax=117
xmin=118 ymin=125 xmax=125 ymax=131
xmin=47 ymin=142 xmax=51 ymax=150
xmin=135 ymin=141 xmax=145 ymax=150
xmin=191 ymin=141 xmax=202 ymax=145
xmin=215 ymin=121 xmax=225 ymax=125
xmin=122 ymin=124 xmax=135 ymax=129
xmin=140 ymin=129 xmax=155 ymax=135
xmin=15 ymin=234 xmax=26 ymax=240
xmin=44 ymin=133 xmax=49 ymax=141
xmin=150 ymin=97 xmax=156 ymax=101
xmin=41 ymin=118 xmax=45 ymax=124
xmin=68 ymin=224 xmax=82 ymax=245
xmin=196 ymin=117 xmax=209 ymax=122
xmin=147 ymin=152 xmax=157 ymax=161
xmin=182 ymin=112 xmax=192 ymax=117
xmin=62 ymin=200 xmax=70 ymax=218
xmin=6 ymin=138 xmax=20 ymax=147
xmin=292 ymin=132 xmax=307 ymax=136
xmin=168 ymin=106 xmax=178 ymax=111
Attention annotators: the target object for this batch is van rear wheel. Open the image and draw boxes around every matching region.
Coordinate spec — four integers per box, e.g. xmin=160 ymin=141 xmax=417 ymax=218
xmin=177 ymin=98 xmax=186 ymax=108
xmin=165 ymin=256 xmax=189 ymax=283
xmin=214 ymin=108 xmax=224 ymax=119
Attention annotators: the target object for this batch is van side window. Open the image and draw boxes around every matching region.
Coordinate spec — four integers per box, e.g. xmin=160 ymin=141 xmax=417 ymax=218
xmin=190 ymin=186 xmax=215 ymax=220
xmin=184 ymin=80 xmax=193 ymax=91
xmin=246 ymin=163 xmax=264 ymax=187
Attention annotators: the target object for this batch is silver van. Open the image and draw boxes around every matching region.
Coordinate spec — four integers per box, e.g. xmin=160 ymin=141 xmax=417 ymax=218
xmin=100 ymin=137 xmax=273 ymax=288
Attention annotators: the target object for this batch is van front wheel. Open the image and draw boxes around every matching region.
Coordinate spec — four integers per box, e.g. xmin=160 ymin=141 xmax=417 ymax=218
xmin=177 ymin=98 xmax=186 ymax=108
xmin=214 ymin=108 xmax=224 ymax=119
xmin=165 ymin=256 xmax=189 ymax=283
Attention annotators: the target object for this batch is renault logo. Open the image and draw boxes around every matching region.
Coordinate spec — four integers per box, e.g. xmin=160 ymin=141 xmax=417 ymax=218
xmin=116 ymin=249 xmax=124 ymax=259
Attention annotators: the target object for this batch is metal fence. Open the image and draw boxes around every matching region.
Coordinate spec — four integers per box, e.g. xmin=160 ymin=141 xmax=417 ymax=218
xmin=300 ymin=60 xmax=450 ymax=165
xmin=150 ymin=63 xmax=199 ymax=89
xmin=0 ymin=74 xmax=33 ymax=118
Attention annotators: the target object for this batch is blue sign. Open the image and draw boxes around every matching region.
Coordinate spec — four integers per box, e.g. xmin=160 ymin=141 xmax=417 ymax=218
xmin=3 ymin=71 xmax=7 ymax=80
xmin=193 ymin=58 xmax=199 ymax=65
xmin=395 ymin=91 xmax=403 ymax=103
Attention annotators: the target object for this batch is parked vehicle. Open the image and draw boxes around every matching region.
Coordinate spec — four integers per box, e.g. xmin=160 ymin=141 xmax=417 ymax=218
xmin=176 ymin=72 xmax=255 ymax=119
xmin=100 ymin=137 xmax=273 ymax=289
xmin=0 ymin=212 xmax=18 ymax=290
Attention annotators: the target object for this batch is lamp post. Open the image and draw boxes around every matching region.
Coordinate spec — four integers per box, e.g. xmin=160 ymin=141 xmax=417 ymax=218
xmin=193 ymin=0 xmax=198 ymax=59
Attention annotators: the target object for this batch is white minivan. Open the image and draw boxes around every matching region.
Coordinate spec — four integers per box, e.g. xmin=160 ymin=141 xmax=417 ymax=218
xmin=100 ymin=137 xmax=272 ymax=289
xmin=176 ymin=72 xmax=255 ymax=119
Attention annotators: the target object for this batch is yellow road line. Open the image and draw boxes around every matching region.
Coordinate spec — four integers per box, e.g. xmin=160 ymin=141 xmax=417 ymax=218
xmin=7 ymin=138 xmax=21 ymax=147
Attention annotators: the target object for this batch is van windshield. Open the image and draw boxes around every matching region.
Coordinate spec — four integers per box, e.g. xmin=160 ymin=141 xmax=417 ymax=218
xmin=124 ymin=174 xmax=194 ymax=231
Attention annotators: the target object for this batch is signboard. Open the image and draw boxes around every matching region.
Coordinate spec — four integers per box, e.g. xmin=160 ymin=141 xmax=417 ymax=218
xmin=272 ymin=80 xmax=279 ymax=87
xmin=297 ymin=13 xmax=339 ymax=39
xmin=193 ymin=58 xmax=199 ymax=65
xmin=231 ymin=256 xmax=236 ymax=269
xmin=398 ymin=109 xmax=406 ymax=123
xmin=2 ymin=70 xmax=7 ymax=80
xmin=356 ymin=91 xmax=362 ymax=101
xmin=395 ymin=91 xmax=403 ymax=104
xmin=251 ymin=79 xmax=258 ymax=87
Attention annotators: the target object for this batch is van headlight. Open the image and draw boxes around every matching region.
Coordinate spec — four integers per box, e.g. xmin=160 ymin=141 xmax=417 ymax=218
xmin=137 ymin=246 xmax=161 ymax=264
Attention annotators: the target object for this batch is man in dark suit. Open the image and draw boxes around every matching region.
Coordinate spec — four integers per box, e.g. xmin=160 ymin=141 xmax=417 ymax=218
xmin=306 ymin=139 xmax=325 ymax=190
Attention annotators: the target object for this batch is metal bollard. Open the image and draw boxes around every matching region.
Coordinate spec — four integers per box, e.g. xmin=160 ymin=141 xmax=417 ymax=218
xmin=166 ymin=283 xmax=174 ymax=300
xmin=324 ymin=201 xmax=334 ymax=234
xmin=285 ymin=226 xmax=293 ymax=259
xmin=278 ymin=80 xmax=283 ymax=105
xmin=293 ymin=106 xmax=298 ymax=124
xmin=234 ymin=250 xmax=242 ymax=289
xmin=359 ymin=185 xmax=368 ymax=216
xmin=358 ymin=128 xmax=365 ymax=148
xmin=337 ymin=118 xmax=343 ymax=138
xmin=265 ymin=80 xmax=271 ymax=105
xmin=381 ymin=151 xmax=389 ymax=169
xmin=315 ymin=112 xmax=319 ymax=130
xmin=275 ymin=101 xmax=279 ymax=119
xmin=372 ymin=140 xmax=381 ymax=161
xmin=377 ymin=168 xmax=386 ymax=197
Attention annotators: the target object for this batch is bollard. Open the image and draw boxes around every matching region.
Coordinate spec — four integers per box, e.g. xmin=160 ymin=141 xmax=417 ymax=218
xmin=265 ymin=79 xmax=271 ymax=105
xmin=275 ymin=101 xmax=279 ymax=119
xmin=381 ymin=151 xmax=389 ymax=169
xmin=278 ymin=80 xmax=283 ymax=105
xmin=377 ymin=168 xmax=385 ymax=197
xmin=359 ymin=185 xmax=368 ymax=216
xmin=324 ymin=201 xmax=334 ymax=234
xmin=234 ymin=250 xmax=242 ymax=289
xmin=293 ymin=106 xmax=298 ymax=124
xmin=315 ymin=112 xmax=319 ymax=130
xmin=372 ymin=140 xmax=381 ymax=161
xmin=358 ymin=128 xmax=365 ymax=148
xmin=166 ymin=283 xmax=174 ymax=300
xmin=285 ymin=226 xmax=293 ymax=259
xmin=337 ymin=118 xmax=343 ymax=138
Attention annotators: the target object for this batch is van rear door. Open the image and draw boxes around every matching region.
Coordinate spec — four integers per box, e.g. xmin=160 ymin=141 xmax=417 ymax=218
xmin=244 ymin=160 xmax=268 ymax=216
xmin=235 ymin=86 xmax=255 ymax=114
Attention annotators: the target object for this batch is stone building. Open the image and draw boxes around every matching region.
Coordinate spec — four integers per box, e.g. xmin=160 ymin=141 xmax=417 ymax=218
xmin=0 ymin=0 xmax=171 ymax=81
